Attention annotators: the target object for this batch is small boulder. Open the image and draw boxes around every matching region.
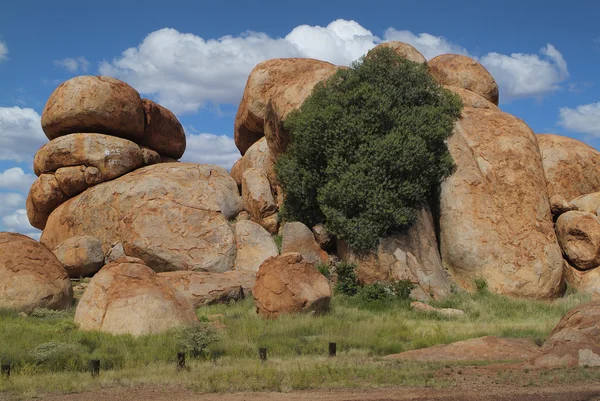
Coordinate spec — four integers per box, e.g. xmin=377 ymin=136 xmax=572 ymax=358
xmin=26 ymin=174 xmax=68 ymax=230
xmin=428 ymin=54 xmax=499 ymax=105
xmin=538 ymin=134 xmax=600 ymax=201
xmin=140 ymin=99 xmax=186 ymax=159
xmin=54 ymin=165 xmax=102 ymax=197
xmin=532 ymin=300 xmax=600 ymax=367
xmin=410 ymin=301 xmax=466 ymax=318
xmin=52 ymin=236 xmax=105 ymax=278
xmin=564 ymin=260 xmax=600 ymax=297
xmin=159 ymin=270 xmax=256 ymax=307
xmin=74 ymin=257 xmax=198 ymax=336
xmin=367 ymin=41 xmax=426 ymax=64
xmin=556 ymin=211 xmax=600 ymax=270
xmin=41 ymin=76 xmax=145 ymax=141
xmin=385 ymin=336 xmax=541 ymax=363
xmin=234 ymin=220 xmax=279 ymax=271
xmin=570 ymin=192 xmax=600 ymax=215
xmin=312 ymin=223 xmax=333 ymax=251
xmin=0 ymin=233 xmax=72 ymax=312
xmin=242 ymin=168 xmax=277 ymax=221
xmin=253 ymin=253 xmax=331 ymax=318
xmin=234 ymin=58 xmax=339 ymax=155
xmin=282 ymin=222 xmax=328 ymax=264
xmin=550 ymin=194 xmax=577 ymax=216
xmin=230 ymin=138 xmax=276 ymax=188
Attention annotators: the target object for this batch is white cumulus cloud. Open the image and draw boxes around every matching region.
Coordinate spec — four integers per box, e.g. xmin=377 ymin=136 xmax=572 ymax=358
xmin=2 ymin=209 xmax=40 ymax=240
xmin=558 ymin=102 xmax=600 ymax=137
xmin=0 ymin=167 xmax=36 ymax=192
xmin=54 ymin=56 xmax=90 ymax=73
xmin=181 ymin=131 xmax=240 ymax=170
xmin=0 ymin=107 xmax=47 ymax=163
xmin=0 ymin=41 xmax=7 ymax=62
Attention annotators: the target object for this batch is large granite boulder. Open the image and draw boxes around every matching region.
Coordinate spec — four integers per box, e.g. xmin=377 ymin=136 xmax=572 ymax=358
xmin=537 ymin=134 xmax=600 ymax=201
xmin=41 ymin=163 xmax=243 ymax=273
xmin=439 ymin=108 xmax=563 ymax=299
xmin=556 ymin=211 xmax=600 ymax=270
xmin=234 ymin=220 xmax=279 ymax=271
xmin=282 ymin=221 xmax=328 ymax=264
xmin=0 ymin=233 xmax=72 ymax=312
xmin=532 ymin=300 xmax=600 ymax=367
xmin=75 ymin=257 xmax=198 ymax=336
xmin=367 ymin=41 xmax=426 ymax=64
xmin=140 ymin=99 xmax=186 ymax=159
xmin=428 ymin=54 xmax=499 ymax=105
xmin=443 ymin=86 xmax=499 ymax=110
xmin=52 ymin=235 xmax=105 ymax=278
xmin=253 ymin=253 xmax=331 ymax=318
xmin=338 ymin=207 xmax=453 ymax=301
xmin=234 ymin=58 xmax=339 ymax=155
xmin=41 ymin=76 xmax=145 ymax=141
xmin=159 ymin=269 xmax=257 ymax=308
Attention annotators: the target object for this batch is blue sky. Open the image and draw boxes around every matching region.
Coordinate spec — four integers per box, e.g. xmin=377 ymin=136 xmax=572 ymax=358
xmin=0 ymin=0 xmax=599 ymax=237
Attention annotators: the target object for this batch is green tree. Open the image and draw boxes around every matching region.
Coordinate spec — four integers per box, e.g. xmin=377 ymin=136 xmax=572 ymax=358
xmin=276 ymin=47 xmax=462 ymax=251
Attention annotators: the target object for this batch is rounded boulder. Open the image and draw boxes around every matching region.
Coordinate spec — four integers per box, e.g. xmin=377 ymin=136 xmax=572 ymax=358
xmin=556 ymin=211 xmax=600 ymax=270
xmin=52 ymin=236 xmax=105 ymax=278
xmin=367 ymin=41 xmax=426 ymax=64
xmin=140 ymin=99 xmax=186 ymax=159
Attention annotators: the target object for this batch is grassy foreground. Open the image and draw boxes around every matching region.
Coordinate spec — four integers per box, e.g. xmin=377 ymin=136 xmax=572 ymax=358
xmin=0 ymin=289 xmax=593 ymax=397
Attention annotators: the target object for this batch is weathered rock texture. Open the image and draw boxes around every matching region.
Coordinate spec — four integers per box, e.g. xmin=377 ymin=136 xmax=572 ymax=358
xmin=41 ymin=163 xmax=243 ymax=273
xmin=570 ymin=192 xmax=600 ymax=215
xmin=159 ymin=270 xmax=257 ymax=307
xmin=564 ymin=260 xmax=600 ymax=296
xmin=443 ymin=86 xmax=499 ymax=110
xmin=234 ymin=58 xmax=338 ymax=155
xmin=439 ymin=108 xmax=563 ymax=299
xmin=75 ymin=257 xmax=198 ymax=336
xmin=537 ymin=134 xmax=600 ymax=201
xmin=140 ymin=99 xmax=186 ymax=159
xmin=556 ymin=211 xmax=600 ymax=270
xmin=52 ymin=235 xmax=105 ymax=278
xmin=0 ymin=233 xmax=72 ymax=312
xmin=234 ymin=220 xmax=279 ymax=271
xmin=532 ymin=301 xmax=600 ymax=367
xmin=367 ymin=41 xmax=427 ymax=64
xmin=282 ymin=222 xmax=328 ymax=264
xmin=41 ymin=76 xmax=145 ymax=141
xmin=253 ymin=253 xmax=331 ymax=318
xmin=410 ymin=301 xmax=466 ymax=318
xmin=339 ymin=207 xmax=453 ymax=301
xmin=242 ymin=168 xmax=277 ymax=221
xmin=385 ymin=336 xmax=541 ymax=362
xmin=230 ymin=138 xmax=276 ymax=188
xmin=27 ymin=174 xmax=69 ymax=229
xmin=428 ymin=55 xmax=499 ymax=105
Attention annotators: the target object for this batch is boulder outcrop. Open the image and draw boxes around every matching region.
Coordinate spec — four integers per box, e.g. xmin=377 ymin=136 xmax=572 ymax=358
xmin=537 ymin=134 xmax=600 ymax=201
xmin=41 ymin=76 xmax=146 ymax=141
xmin=159 ymin=269 xmax=257 ymax=307
xmin=570 ymin=192 xmax=600 ymax=215
xmin=234 ymin=58 xmax=338 ymax=155
xmin=52 ymin=235 xmax=105 ymax=278
xmin=75 ymin=257 xmax=198 ymax=335
xmin=140 ymin=99 xmax=186 ymax=159
xmin=563 ymin=260 xmax=600 ymax=296
xmin=234 ymin=220 xmax=279 ymax=271
xmin=0 ymin=233 xmax=72 ymax=312
xmin=556 ymin=211 xmax=600 ymax=270
xmin=428 ymin=54 xmax=499 ymax=105
xmin=253 ymin=253 xmax=331 ymax=318
xmin=282 ymin=222 xmax=328 ymax=264
xmin=367 ymin=41 xmax=426 ymax=64
xmin=41 ymin=163 xmax=242 ymax=273
xmin=443 ymin=86 xmax=499 ymax=110
xmin=439 ymin=108 xmax=563 ymax=298
xmin=242 ymin=168 xmax=277 ymax=222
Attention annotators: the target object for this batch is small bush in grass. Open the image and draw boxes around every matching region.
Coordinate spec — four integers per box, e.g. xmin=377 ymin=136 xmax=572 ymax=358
xmin=176 ymin=323 xmax=221 ymax=358
xmin=474 ymin=278 xmax=488 ymax=294
xmin=29 ymin=342 xmax=86 ymax=371
xmin=272 ymin=234 xmax=283 ymax=254
xmin=359 ymin=282 xmax=391 ymax=302
xmin=334 ymin=262 xmax=360 ymax=296
xmin=389 ymin=279 xmax=416 ymax=300
xmin=315 ymin=262 xmax=331 ymax=279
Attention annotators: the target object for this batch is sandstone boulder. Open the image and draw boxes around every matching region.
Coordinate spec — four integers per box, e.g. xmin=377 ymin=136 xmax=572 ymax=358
xmin=140 ymin=99 xmax=186 ymax=159
xmin=234 ymin=58 xmax=338 ymax=155
xmin=0 ymin=233 xmax=72 ymax=312
xmin=367 ymin=41 xmax=426 ymax=64
xmin=570 ymin=192 xmax=600 ymax=215
xmin=74 ymin=257 xmax=198 ymax=336
xmin=253 ymin=253 xmax=331 ymax=318
xmin=385 ymin=336 xmax=541 ymax=363
xmin=537 ymin=134 xmax=600 ymax=201
xmin=564 ymin=260 xmax=600 ymax=296
xmin=443 ymin=86 xmax=499 ymax=110
xmin=41 ymin=163 xmax=243 ymax=273
xmin=159 ymin=270 xmax=257 ymax=307
xmin=41 ymin=76 xmax=145 ymax=141
xmin=556 ymin=211 xmax=600 ymax=270
xmin=439 ymin=108 xmax=563 ymax=299
xmin=428 ymin=54 xmax=499 ymax=105
xmin=282 ymin=221 xmax=328 ymax=264
xmin=242 ymin=168 xmax=277 ymax=221
xmin=532 ymin=301 xmax=600 ymax=367
xmin=339 ymin=207 xmax=453 ymax=301
xmin=234 ymin=220 xmax=279 ymax=271
xmin=52 ymin=236 xmax=104 ymax=278
xmin=33 ymin=133 xmax=144 ymax=179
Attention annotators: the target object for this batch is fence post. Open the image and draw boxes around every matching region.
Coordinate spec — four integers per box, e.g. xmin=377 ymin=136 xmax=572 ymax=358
xmin=329 ymin=342 xmax=337 ymax=357
xmin=259 ymin=347 xmax=267 ymax=361
xmin=90 ymin=360 xmax=100 ymax=377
